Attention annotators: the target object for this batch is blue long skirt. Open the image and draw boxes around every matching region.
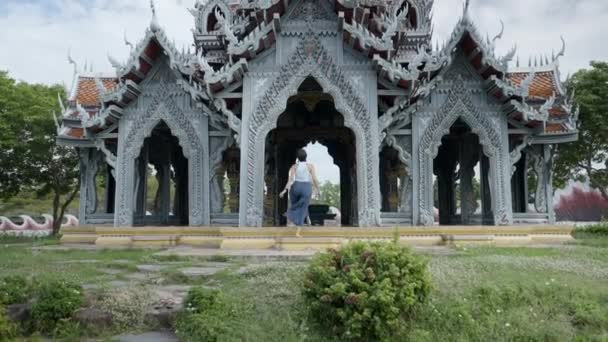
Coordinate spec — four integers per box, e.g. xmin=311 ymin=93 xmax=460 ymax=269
xmin=287 ymin=181 xmax=313 ymax=226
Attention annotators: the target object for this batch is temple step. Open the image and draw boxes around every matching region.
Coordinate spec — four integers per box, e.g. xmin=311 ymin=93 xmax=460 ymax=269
xmin=380 ymin=212 xmax=412 ymax=227
xmin=211 ymin=213 xmax=239 ymax=226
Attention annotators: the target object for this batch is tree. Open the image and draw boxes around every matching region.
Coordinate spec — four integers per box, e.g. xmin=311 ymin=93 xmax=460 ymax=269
xmin=312 ymin=181 xmax=340 ymax=209
xmin=554 ymin=62 xmax=608 ymax=200
xmin=0 ymin=71 xmax=79 ymax=235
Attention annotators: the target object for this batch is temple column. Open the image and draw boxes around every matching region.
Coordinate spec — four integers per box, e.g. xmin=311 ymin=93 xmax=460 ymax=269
xmin=105 ymin=167 xmax=116 ymax=214
xmin=460 ymin=137 xmax=479 ymax=225
xmin=480 ymin=154 xmax=493 ymax=224
xmin=134 ymin=142 xmax=149 ymax=219
xmin=544 ymin=145 xmax=556 ymax=223
xmin=158 ymin=162 xmax=171 ymax=225
xmin=78 ymin=148 xmax=99 ymax=225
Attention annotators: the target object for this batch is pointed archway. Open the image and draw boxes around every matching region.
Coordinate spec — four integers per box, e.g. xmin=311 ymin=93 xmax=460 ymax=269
xmin=239 ymin=33 xmax=382 ymax=227
xmin=414 ymin=76 xmax=513 ymax=226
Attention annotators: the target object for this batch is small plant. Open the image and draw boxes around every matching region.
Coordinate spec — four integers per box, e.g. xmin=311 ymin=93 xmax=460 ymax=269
xmin=97 ymin=284 xmax=153 ymax=331
xmin=30 ymin=279 xmax=83 ymax=333
xmin=0 ymin=275 xmax=29 ymax=305
xmin=573 ymin=222 xmax=608 ymax=237
xmin=0 ymin=304 xmax=17 ymax=340
xmin=302 ymin=241 xmax=431 ymax=341
xmin=175 ymin=287 xmax=245 ymax=342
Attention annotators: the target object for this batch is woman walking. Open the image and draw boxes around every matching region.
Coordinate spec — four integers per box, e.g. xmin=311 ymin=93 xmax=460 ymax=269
xmin=279 ymin=149 xmax=320 ymax=230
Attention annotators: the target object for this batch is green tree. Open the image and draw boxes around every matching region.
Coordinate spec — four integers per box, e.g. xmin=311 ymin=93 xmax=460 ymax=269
xmin=312 ymin=181 xmax=340 ymax=209
xmin=0 ymin=71 xmax=79 ymax=235
xmin=554 ymin=62 xmax=608 ymax=199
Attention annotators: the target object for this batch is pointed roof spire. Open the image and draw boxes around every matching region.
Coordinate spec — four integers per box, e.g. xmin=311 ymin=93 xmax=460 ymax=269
xmin=463 ymin=0 xmax=471 ymax=17
xmin=516 ymin=56 xmax=520 ymax=68
xmin=150 ymin=0 xmax=161 ymax=33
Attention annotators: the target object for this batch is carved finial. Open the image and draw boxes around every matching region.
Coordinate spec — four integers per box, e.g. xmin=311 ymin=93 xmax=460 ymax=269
xmin=150 ymin=0 xmax=161 ymax=33
xmin=124 ymin=30 xmax=134 ymax=50
xmin=52 ymin=111 xmax=60 ymax=131
xmin=544 ymin=54 xmax=549 ymax=65
xmin=528 ymin=56 xmax=532 ymax=67
xmin=553 ymin=36 xmax=566 ymax=64
xmin=84 ymin=59 xmax=88 ymax=72
xmin=534 ymin=55 xmax=538 ymax=67
xmin=67 ymin=48 xmax=78 ymax=75
xmin=57 ymin=93 xmax=66 ymax=113
xmin=107 ymin=54 xmax=124 ymax=71
xmin=463 ymin=0 xmax=471 ymax=17
xmin=492 ymin=20 xmax=504 ymax=44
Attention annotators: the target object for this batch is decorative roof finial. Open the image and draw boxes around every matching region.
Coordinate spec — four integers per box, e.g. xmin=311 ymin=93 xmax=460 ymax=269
xmin=553 ymin=36 xmax=566 ymax=63
xmin=492 ymin=20 xmax=504 ymax=44
xmin=67 ymin=48 xmax=78 ymax=75
xmin=57 ymin=93 xmax=66 ymax=113
xmin=52 ymin=111 xmax=60 ymax=131
xmin=516 ymin=56 xmax=520 ymax=68
xmin=463 ymin=0 xmax=471 ymax=17
xmin=124 ymin=30 xmax=134 ymax=50
xmin=150 ymin=0 xmax=161 ymax=33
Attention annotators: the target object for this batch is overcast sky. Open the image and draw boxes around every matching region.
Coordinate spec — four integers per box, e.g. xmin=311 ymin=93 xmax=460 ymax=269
xmin=1 ymin=0 xmax=606 ymax=183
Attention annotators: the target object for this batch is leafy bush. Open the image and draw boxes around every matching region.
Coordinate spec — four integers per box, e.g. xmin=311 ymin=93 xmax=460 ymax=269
xmin=0 ymin=304 xmax=17 ymax=340
xmin=572 ymin=222 xmax=608 ymax=237
xmin=302 ymin=241 xmax=431 ymax=341
xmin=30 ymin=279 xmax=83 ymax=333
xmin=175 ymin=287 xmax=245 ymax=342
xmin=97 ymin=284 xmax=152 ymax=331
xmin=0 ymin=275 xmax=29 ymax=305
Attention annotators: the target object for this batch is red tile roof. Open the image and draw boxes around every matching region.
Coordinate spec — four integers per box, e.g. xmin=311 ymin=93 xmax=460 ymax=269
xmin=506 ymin=71 xmax=559 ymax=99
xmin=73 ymin=76 xmax=118 ymax=107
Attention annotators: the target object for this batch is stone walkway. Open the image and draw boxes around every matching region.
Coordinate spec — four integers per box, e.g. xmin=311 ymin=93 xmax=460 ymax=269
xmin=113 ymin=331 xmax=177 ymax=342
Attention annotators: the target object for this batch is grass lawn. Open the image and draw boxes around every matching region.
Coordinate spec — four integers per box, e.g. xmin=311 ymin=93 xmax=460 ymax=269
xmin=0 ymin=235 xmax=607 ymax=341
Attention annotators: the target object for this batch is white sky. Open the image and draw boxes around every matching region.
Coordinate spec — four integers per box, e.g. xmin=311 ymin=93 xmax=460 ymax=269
xmin=1 ymin=0 xmax=606 ymax=183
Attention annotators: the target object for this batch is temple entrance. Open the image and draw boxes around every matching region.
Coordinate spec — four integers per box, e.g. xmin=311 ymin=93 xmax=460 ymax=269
xmin=263 ymin=77 xmax=357 ymax=226
xmin=133 ymin=121 xmax=189 ymax=226
xmin=433 ymin=119 xmax=493 ymax=225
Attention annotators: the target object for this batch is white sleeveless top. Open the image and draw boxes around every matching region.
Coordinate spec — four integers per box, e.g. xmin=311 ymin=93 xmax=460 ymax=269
xmin=294 ymin=162 xmax=311 ymax=182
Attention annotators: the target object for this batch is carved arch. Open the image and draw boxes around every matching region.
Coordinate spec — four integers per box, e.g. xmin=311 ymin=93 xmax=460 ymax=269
xmin=115 ymin=84 xmax=206 ymax=226
xmin=240 ymin=33 xmax=381 ymax=227
xmin=197 ymin=0 xmax=231 ymax=34
xmin=417 ymin=76 xmax=512 ymax=226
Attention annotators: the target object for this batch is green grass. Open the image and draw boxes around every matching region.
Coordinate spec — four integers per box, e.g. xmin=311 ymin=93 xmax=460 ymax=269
xmin=0 ymin=233 xmax=607 ymax=341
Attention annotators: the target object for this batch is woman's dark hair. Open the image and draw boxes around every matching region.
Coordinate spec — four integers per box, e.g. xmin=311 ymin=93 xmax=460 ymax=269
xmin=296 ymin=149 xmax=307 ymax=162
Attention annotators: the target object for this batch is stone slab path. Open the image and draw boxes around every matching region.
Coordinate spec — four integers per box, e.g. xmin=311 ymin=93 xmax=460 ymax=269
xmin=113 ymin=331 xmax=177 ymax=342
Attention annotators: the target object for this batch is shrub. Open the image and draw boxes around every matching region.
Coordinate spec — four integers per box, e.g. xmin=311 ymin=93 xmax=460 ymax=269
xmin=555 ymin=187 xmax=608 ymax=221
xmin=30 ymin=279 xmax=83 ymax=333
xmin=572 ymin=222 xmax=608 ymax=237
xmin=175 ymin=287 xmax=245 ymax=342
xmin=0 ymin=304 xmax=17 ymax=340
xmin=302 ymin=241 xmax=431 ymax=341
xmin=0 ymin=275 xmax=29 ymax=305
xmin=97 ymin=284 xmax=153 ymax=331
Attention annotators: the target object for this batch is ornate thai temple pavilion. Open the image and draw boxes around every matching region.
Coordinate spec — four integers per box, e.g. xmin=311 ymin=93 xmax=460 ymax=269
xmin=57 ymin=0 xmax=578 ymax=229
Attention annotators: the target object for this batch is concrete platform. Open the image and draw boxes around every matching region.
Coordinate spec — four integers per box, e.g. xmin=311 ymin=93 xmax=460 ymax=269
xmin=60 ymin=225 xmax=575 ymax=249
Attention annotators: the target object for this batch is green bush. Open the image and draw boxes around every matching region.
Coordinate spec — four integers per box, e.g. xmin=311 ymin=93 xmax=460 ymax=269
xmin=30 ymin=279 xmax=83 ymax=333
xmin=175 ymin=287 xmax=245 ymax=342
xmin=0 ymin=275 xmax=29 ymax=305
xmin=573 ymin=222 xmax=608 ymax=237
xmin=302 ymin=241 xmax=431 ymax=341
xmin=0 ymin=304 xmax=17 ymax=340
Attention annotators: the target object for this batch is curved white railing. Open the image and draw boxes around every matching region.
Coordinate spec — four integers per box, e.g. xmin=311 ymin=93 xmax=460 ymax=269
xmin=0 ymin=214 xmax=79 ymax=233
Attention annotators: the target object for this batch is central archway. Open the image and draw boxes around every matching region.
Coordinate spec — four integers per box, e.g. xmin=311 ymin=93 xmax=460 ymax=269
xmin=263 ymin=77 xmax=357 ymax=226
xmin=239 ymin=34 xmax=381 ymax=227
